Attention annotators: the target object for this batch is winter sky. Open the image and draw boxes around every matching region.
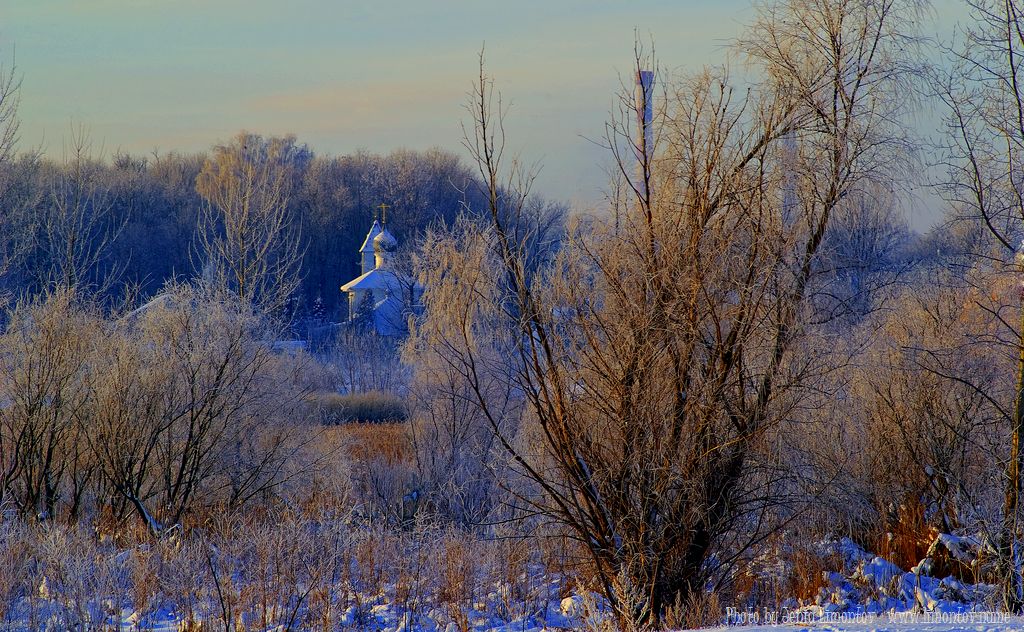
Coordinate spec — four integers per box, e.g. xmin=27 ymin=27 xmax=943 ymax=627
xmin=4 ymin=0 xmax=961 ymax=225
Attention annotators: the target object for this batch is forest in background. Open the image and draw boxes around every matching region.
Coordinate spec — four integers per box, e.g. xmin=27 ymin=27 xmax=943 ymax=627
xmin=0 ymin=136 xmax=508 ymax=323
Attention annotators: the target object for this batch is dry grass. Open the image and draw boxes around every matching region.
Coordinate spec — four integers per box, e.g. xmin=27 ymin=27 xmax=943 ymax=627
xmin=0 ymin=512 xmax=579 ymax=630
xmin=874 ymin=499 xmax=934 ymax=572
xmin=664 ymin=589 xmax=722 ymax=630
xmin=315 ymin=390 xmax=408 ymax=424
xmin=786 ymin=543 xmax=839 ymax=604
xmin=329 ymin=422 xmax=411 ymax=465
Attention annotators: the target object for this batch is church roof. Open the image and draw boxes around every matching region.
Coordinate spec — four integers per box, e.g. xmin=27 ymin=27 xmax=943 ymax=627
xmin=371 ymin=292 xmax=406 ymax=336
xmin=340 ymin=267 xmax=404 ymax=292
xmin=359 ymin=220 xmax=383 ymax=253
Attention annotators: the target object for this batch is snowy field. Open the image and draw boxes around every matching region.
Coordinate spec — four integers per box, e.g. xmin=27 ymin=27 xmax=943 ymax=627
xmin=6 ymin=530 xmax=1023 ymax=632
xmin=101 ymin=609 xmax=1024 ymax=631
xmin=6 ymin=528 xmax=1024 ymax=630
xmin=40 ymin=602 xmax=1018 ymax=632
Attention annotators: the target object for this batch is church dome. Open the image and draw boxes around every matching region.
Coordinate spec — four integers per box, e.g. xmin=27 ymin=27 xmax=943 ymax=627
xmin=373 ymin=227 xmax=398 ymax=253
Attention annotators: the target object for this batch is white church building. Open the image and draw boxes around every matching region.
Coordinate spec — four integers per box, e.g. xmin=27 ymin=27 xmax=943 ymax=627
xmin=340 ymin=212 xmax=419 ymax=336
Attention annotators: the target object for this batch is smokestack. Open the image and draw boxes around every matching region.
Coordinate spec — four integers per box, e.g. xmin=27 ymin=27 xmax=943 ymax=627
xmin=635 ymin=69 xmax=654 ymax=166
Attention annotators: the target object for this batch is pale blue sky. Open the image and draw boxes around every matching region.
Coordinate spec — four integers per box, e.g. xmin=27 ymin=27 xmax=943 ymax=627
xmin=2 ymin=0 xmax=958 ymax=221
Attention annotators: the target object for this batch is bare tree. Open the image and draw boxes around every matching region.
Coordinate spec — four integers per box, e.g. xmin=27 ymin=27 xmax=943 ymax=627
xmin=409 ymin=1 xmax=917 ymax=624
xmin=0 ymin=50 xmax=32 ymax=296
xmin=404 ymin=219 xmax=514 ymax=529
xmin=196 ymin=132 xmax=310 ymax=318
xmin=864 ymin=281 xmax=1004 ymax=537
xmin=934 ymin=0 xmax=1024 ymax=609
xmin=86 ymin=281 xmax=309 ymax=536
xmin=41 ymin=125 xmax=123 ymax=293
xmin=0 ymin=288 xmax=101 ymax=521
xmin=0 ymin=50 xmax=19 ymax=168
xmin=816 ymin=184 xmax=914 ymax=323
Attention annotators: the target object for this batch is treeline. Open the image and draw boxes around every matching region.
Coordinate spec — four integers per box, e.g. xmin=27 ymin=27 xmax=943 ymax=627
xmin=0 ymin=138 xmax=493 ymax=320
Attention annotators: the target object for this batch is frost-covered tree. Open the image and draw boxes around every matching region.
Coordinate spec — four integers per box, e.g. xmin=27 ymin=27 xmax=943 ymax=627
xmin=934 ymin=0 xmax=1024 ymax=610
xmin=41 ymin=125 xmax=122 ymax=292
xmin=410 ymin=0 xmax=921 ymax=624
xmin=87 ymin=281 xmax=308 ymax=535
xmin=0 ymin=288 xmax=101 ymax=521
xmin=196 ymin=132 xmax=310 ymax=317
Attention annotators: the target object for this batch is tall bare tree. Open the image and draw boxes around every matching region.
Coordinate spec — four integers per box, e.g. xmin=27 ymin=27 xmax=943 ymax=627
xmin=409 ymin=0 xmax=918 ymax=625
xmin=0 ymin=49 xmax=31 ymax=296
xmin=196 ymin=132 xmax=310 ymax=318
xmin=42 ymin=125 xmax=122 ymax=292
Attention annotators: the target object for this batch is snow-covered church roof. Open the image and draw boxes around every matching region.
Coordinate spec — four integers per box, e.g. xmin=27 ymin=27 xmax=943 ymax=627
xmin=340 ymin=267 xmax=405 ymax=293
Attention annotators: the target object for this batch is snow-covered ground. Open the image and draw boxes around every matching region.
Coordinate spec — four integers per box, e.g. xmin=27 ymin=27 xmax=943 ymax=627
xmin=698 ymin=535 xmax=1022 ymax=632
xmin=5 ymin=525 xmax=1022 ymax=631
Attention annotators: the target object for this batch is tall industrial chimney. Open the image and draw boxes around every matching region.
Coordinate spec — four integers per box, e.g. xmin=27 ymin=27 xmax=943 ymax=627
xmin=635 ymin=69 xmax=655 ymax=166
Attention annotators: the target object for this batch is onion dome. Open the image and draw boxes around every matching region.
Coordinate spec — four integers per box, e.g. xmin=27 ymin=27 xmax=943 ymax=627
xmin=373 ymin=227 xmax=398 ymax=253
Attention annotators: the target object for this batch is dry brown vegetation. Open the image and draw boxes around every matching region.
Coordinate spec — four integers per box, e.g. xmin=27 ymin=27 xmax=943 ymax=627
xmin=315 ymin=391 xmax=409 ymax=425
xmin=0 ymin=509 xmax=582 ymax=631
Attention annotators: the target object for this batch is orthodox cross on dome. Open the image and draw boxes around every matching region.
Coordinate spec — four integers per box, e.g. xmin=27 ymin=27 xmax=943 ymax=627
xmin=377 ymin=203 xmax=390 ymax=226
